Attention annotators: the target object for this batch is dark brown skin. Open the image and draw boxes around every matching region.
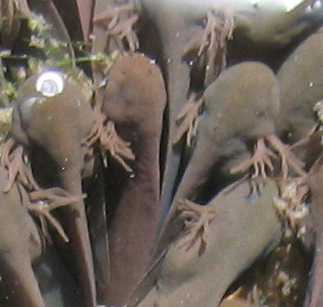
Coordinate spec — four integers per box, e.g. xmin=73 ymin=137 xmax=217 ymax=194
xmin=86 ymin=156 xmax=111 ymax=304
xmin=177 ymin=62 xmax=279 ymax=199
xmin=0 ymin=0 xmax=31 ymax=49
xmin=101 ymin=53 xmax=166 ymax=305
xmin=9 ymin=71 xmax=97 ymax=307
xmin=91 ymin=0 xmax=139 ymax=110
xmin=92 ymin=0 xmax=139 ymax=56
xmin=140 ymin=0 xmax=232 ymax=219
xmin=139 ymin=0 xmax=192 ymax=218
xmin=278 ymin=30 xmax=323 ymax=307
xmin=130 ymin=178 xmax=282 ymax=307
xmin=277 ymin=30 xmax=323 ymax=143
xmin=157 ymin=62 xmax=281 ymax=248
xmin=0 ymin=164 xmax=81 ymax=307
xmin=0 ymin=167 xmax=44 ymax=307
xmin=305 ymin=158 xmax=323 ymax=307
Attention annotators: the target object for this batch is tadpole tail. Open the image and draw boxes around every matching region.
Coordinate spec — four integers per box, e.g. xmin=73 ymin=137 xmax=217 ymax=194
xmin=0 ymin=252 xmax=45 ymax=307
xmin=59 ymin=172 xmax=97 ymax=307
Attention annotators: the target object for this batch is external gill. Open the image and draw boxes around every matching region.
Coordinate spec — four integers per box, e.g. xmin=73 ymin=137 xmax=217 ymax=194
xmin=230 ymin=135 xmax=306 ymax=181
xmin=177 ymin=199 xmax=216 ymax=256
xmin=0 ymin=138 xmax=39 ymax=192
xmin=173 ymin=93 xmax=204 ymax=146
xmin=175 ymin=9 xmax=234 ymax=147
xmin=93 ymin=2 xmax=139 ymax=53
xmin=26 ymin=187 xmax=85 ymax=243
xmin=84 ymin=111 xmax=135 ymax=172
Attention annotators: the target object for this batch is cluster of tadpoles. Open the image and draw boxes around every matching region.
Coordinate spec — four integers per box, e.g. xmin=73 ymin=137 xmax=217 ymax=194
xmin=2 ymin=1 xmax=323 ymax=307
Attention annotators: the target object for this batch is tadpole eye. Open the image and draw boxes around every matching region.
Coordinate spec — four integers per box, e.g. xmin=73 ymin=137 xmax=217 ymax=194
xmin=36 ymin=71 xmax=64 ymax=97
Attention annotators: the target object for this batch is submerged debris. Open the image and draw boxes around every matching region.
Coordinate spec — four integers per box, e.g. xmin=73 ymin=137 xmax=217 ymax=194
xmin=1 ymin=1 xmax=323 ymax=306
xmin=274 ymin=179 xmax=309 ymax=239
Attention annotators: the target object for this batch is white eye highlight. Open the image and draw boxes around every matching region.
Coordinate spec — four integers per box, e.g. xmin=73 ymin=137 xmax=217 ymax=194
xmin=36 ymin=71 xmax=64 ymax=97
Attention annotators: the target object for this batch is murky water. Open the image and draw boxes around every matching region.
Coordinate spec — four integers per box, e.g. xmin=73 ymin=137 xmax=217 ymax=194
xmin=0 ymin=1 xmax=323 ymax=306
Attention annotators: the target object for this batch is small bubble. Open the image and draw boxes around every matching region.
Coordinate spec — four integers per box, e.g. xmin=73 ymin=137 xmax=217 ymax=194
xmin=309 ymin=81 xmax=314 ymax=87
xmin=150 ymin=59 xmax=156 ymax=64
xmin=167 ymin=58 xmax=171 ymax=64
